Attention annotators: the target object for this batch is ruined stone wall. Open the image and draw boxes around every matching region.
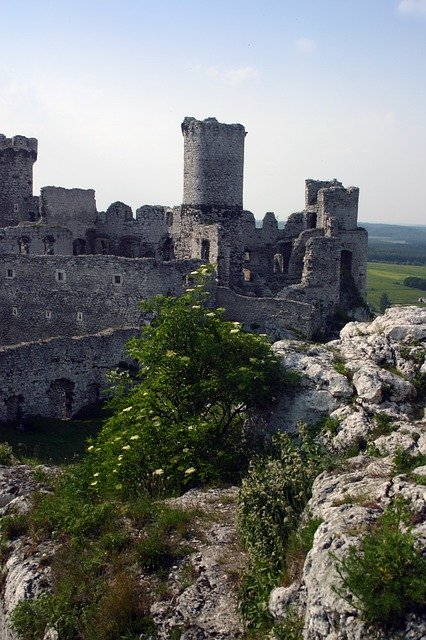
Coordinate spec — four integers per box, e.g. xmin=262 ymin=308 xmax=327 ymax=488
xmin=215 ymin=286 xmax=318 ymax=338
xmin=0 ymin=224 xmax=73 ymax=255
xmin=0 ymin=135 xmax=38 ymax=228
xmin=318 ymin=186 xmax=359 ymax=231
xmin=0 ymin=328 xmax=137 ymax=421
xmin=0 ymin=255 xmax=202 ymax=345
xmin=40 ymin=186 xmax=97 ymax=240
xmin=182 ymin=117 xmax=246 ymax=208
xmin=94 ymin=203 xmax=172 ymax=258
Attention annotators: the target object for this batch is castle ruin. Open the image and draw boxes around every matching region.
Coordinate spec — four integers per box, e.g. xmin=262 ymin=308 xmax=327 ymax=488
xmin=0 ymin=117 xmax=368 ymax=421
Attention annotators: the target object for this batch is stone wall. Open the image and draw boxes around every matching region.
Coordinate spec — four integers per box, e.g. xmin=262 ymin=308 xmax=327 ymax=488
xmin=215 ymin=286 xmax=318 ymax=338
xmin=0 ymin=135 xmax=38 ymax=228
xmin=0 ymin=255 xmax=202 ymax=345
xmin=0 ymin=224 xmax=73 ymax=256
xmin=181 ymin=117 xmax=246 ymax=208
xmin=0 ymin=328 xmax=137 ymax=421
xmin=40 ymin=186 xmax=97 ymax=240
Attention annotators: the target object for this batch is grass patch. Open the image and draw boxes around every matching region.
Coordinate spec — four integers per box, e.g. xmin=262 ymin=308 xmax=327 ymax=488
xmin=366 ymin=262 xmax=426 ymax=310
xmin=0 ymin=406 xmax=108 ymax=465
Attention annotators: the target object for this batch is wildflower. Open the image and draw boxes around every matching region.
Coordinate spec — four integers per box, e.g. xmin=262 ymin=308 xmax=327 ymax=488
xmin=130 ymin=435 xmax=140 ymax=440
xmin=185 ymin=467 xmax=196 ymax=475
xmin=122 ymin=406 xmax=133 ymax=413
xmin=87 ymin=445 xmax=94 ymax=452
xmin=192 ymin=305 xmax=201 ymax=309
xmin=122 ymin=445 xmax=131 ymax=451
xmin=166 ymin=350 xmax=176 ymax=357
xmin=114 ymin=437 xmax=122 ymax=442
xmin=153 ymin=468 xmax=164 ymax=476
xmin=118 ymin=455 xmax=123 ymax=461
xmin=90 ymin=481 xmax=98 ymax=486
xmin=182 ymin=448 xmax=189 ymax=453
xmin=115 ymin=484 xmax=123 ymax=491
xmin=206 ymin=312 xmax=215 ymax=317
xmin=186 ymin=288 xmax=195 ymax=292
xmin=230 ymin=328 xmax=239 ymax=334
xmin=93 ymin=472 xmax=100 ymax=477
xmin=190 ymin=271 xmax=198 ymax=275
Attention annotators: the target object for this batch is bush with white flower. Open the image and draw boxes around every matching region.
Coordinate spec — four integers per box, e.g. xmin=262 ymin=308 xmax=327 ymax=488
xmin=88 ymin=264 xmax=294 ymax=496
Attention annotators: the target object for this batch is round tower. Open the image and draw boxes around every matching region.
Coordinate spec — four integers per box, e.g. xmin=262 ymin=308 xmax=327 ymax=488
xmin=0 ymin=134 xmax=38 ymax=227
xmin=181 ymin=117 xmax=246 ymax=210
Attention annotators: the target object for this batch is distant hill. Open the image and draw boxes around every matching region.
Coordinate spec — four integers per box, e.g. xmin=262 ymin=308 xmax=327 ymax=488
xmin=272 ymin=221 xmax=426 ymax=265
xmin=360 ymin=223 xmax=426 ymax=265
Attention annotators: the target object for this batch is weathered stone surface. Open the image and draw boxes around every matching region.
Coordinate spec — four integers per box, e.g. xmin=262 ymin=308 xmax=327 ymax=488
xmin=150 ymin=487 xmax=245 ymax=640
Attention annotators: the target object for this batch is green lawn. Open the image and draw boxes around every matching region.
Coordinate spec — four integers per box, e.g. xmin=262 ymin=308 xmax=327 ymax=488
xmin=366 ymin=262 xmax=426 ymax=310
xmin=0 ymin=407 xmax=109 ymax=465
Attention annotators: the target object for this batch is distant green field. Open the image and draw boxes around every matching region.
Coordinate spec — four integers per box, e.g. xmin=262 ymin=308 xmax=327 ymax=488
xmin=366 ymin=262 xmax=426 ymax=310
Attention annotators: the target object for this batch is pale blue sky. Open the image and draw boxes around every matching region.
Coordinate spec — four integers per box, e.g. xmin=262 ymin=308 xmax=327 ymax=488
xmin=1 ymin=0 xmax=425 ymax=223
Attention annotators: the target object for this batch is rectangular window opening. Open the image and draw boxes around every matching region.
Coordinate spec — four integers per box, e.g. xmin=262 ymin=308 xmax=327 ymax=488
xmin=6 ymin=268 xmax=15 ymax=279
xmin=113 ymin=274 xmax=123 ymax=285
xmin=77 ymin=311 xmax=83 ymax=322
xmin=55 ymin=270 xmax=66 ymax=282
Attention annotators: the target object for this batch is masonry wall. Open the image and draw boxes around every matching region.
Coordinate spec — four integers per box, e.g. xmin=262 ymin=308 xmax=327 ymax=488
xmin=0 ymin=135 xmax=38 ymax=227
xmin=40 ymin=186 xmax=97 ymax=239
xmin=0 ymin=328 xmax=137 ymax=421
xmin=181 ymin=117 xmax=246 ymax=208
xmin=0 ymin=224 xmax=73 ymax=255
xmin=0 ymin=255 xmax=202 ymax=345
xmin=215 ymin=286 xmax=317 ymax=338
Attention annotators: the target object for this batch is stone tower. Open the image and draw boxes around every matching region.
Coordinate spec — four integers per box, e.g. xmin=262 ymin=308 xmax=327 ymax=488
xmin=179 ymin=117 xmax=247 ymax=287
xmin=0 ymin=134 xmax=38 ymax=228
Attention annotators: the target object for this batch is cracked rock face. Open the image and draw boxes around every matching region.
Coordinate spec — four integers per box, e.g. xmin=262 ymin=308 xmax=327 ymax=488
xmin=269 ymin=306 xmax=426 ymax=640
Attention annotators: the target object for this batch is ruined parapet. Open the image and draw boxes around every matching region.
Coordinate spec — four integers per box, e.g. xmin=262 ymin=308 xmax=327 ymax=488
xmin=0 ymin=134 xmax=38 ymax=228
xmin=318 ymin=185 xmax=359 ymax=231
xmin=305 ymin=179 xmax=342 ymax=209
xmin=40 ymin=186 xmax=97 ymax=243
xmin=282 ymin=212 xmax=306 ymax=237
xmin=181 ymin=117 xmax=246 ymax=210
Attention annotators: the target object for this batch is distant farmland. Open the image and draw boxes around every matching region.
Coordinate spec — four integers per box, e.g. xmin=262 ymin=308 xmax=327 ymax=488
xmin=366 ymin=262 xmax=426 ymax=310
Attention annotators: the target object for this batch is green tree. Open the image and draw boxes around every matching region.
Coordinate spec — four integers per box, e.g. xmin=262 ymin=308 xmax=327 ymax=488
xmin=379 ymin=292 xmax=391 ymax=314
xmin=89 ymin=265 xmax=293 ymax=495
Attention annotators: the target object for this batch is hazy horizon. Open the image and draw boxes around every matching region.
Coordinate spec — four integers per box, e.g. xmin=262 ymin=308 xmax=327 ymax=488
xmin=1 ymin=0 xmax=425 ymax=225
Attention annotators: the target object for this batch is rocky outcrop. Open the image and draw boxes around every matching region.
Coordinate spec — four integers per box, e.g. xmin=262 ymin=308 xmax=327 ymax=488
xmin=0 ymin=465 xmax=58 ymax=640
xmin=269 ymin=306 xmax=426 ymax=639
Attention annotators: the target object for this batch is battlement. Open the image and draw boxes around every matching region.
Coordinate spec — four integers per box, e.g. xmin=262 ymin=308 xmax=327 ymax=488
xmin=0 ymin=134 xmax=38 ymax=157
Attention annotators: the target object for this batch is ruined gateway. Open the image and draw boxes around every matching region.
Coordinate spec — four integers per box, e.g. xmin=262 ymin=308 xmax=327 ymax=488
xmin=0 ymin=117 xmax=368 ymax=421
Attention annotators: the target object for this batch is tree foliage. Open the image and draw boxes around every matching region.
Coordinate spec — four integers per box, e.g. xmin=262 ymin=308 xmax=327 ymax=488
xmin=89 ymin=265 xmax=293 ymax=495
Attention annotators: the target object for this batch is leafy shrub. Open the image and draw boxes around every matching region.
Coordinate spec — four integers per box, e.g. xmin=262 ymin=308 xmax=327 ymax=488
xmin=333 ymin=499 xmax=426 ymax=628
xmin=238 ymin=424 xmax=328 ymax=633
xmin=90 ymin=265 xmax=293 ymax=495
xmin=0 ymin=442 xmax=13 ymax=465
xmin=238 ymin=425 xmax=325 ymax=571
xmin=393 ymin=448 xmax=426 ymax=475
